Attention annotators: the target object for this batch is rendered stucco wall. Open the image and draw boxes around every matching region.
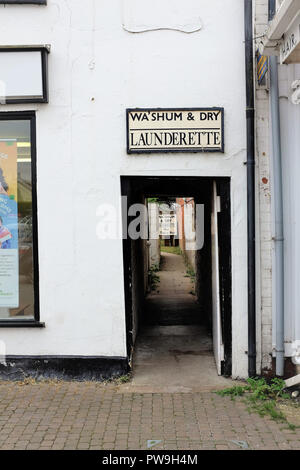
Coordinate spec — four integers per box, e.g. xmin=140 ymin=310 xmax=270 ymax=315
xmin=0 ymin=0 xmax=249 ymax=377
xmin=278 ymin=62 xmax=300 ymax=364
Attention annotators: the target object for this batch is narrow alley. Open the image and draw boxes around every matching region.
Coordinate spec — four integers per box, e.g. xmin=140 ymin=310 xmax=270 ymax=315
xmin=124 ymin=252 xmax=233 ymax=393
xmin=145 ymin=252 xmax=201 ymax=326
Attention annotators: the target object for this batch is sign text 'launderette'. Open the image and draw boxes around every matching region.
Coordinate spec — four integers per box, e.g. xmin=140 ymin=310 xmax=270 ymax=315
xmin=127 ymin=108 xmax=224 ymax=154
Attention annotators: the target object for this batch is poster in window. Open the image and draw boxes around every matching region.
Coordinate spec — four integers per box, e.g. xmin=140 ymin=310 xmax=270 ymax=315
xmin=0 ymin=140 xmax=19 ymax=308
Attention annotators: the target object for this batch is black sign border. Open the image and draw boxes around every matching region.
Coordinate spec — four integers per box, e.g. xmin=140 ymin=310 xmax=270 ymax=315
xmin=126 ymin=107 xmax=225 ymax=154
xmin=0 ymin=46 xmax=49 ymax=104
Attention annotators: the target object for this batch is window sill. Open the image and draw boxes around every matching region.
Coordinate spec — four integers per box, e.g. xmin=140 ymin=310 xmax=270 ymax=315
xmin=0 ymin=321 xmax=45 ymax=328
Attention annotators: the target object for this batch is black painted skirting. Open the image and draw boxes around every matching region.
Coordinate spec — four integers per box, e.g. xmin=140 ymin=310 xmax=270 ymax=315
xmin=0 ymin=356 xmax=129 ymax=382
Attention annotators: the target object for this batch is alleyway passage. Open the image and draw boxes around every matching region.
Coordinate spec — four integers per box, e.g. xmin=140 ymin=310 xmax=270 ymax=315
xmin=145 ymin=252 xmax=200 ymax=325
xmin=126 ymin=252 xmax=232 ymax=393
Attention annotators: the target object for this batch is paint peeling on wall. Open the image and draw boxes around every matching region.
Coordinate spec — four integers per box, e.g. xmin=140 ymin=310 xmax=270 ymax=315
xmin=122 ymin=0 xmax=203 ymax=33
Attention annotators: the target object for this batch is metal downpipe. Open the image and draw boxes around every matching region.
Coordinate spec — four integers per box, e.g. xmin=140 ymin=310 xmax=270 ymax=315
xmin=269 ymin=55 xmax=285 ymax=377
xmin=244 ymin=0 xmax=257 ymax=378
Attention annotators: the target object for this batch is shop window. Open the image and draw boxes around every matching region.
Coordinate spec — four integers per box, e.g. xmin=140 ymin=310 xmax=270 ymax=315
xmin=0 ymin=112 xmax=41 ymax=326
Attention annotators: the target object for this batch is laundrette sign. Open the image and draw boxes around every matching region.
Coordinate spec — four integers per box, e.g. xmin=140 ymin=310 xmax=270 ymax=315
xmin=127 ymin=108 xmax=224 ymax=154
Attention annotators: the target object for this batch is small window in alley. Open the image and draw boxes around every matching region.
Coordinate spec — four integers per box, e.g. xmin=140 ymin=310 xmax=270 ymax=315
xmin=0 ymin=113 xmax=39 ymax=323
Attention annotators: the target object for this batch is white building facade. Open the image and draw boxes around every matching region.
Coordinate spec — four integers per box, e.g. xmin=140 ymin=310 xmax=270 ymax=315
xmin=0 ymin=0 xmax=288 ymax=381
xmin=259 ymin=0 xmax=300 ymax=374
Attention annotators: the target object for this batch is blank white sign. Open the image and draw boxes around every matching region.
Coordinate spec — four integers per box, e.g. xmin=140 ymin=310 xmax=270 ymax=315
xmin=0 ymin=51 xmax=43 ymax=100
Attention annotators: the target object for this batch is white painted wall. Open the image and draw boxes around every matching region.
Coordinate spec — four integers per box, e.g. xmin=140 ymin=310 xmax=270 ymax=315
xmin=0 ymin=0 xmax=248 ymax=377
xmin=278 ymin=62 xmax=300 ymax=365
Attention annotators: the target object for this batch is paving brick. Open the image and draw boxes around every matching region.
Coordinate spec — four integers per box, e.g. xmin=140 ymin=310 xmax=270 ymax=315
xmin=0 ymin=382 xmax=299 ymax=450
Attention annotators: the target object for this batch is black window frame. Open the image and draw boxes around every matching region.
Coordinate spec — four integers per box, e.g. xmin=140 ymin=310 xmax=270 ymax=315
xmin=0 ymin=46 xmax=49 ymax=104
xmin=0 ymin=111 xmax=44 ymax=328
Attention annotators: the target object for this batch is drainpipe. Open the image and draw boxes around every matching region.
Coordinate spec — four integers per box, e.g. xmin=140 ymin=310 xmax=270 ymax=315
xmin=244 ymin=0 xmax=256 ymax=378
xmin=269 ymin=2 xmax=285 ymax=377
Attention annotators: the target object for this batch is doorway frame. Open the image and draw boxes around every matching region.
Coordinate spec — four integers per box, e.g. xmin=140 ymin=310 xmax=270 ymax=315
xmin=121 ymin=176 xmax=232 ymax=376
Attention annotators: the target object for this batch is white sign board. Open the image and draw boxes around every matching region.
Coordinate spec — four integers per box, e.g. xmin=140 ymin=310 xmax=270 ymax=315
xmin=0 ymin=50 xmax=46 ymax=103
xmin=159 ymin=214 xmax=177 ymax=236
xmin=127 ymin=108 xmax=224 ymax=154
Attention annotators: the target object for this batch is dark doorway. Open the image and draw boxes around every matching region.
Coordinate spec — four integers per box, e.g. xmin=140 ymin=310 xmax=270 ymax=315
xmin=121 ymin=176 xmax=232 ymax=379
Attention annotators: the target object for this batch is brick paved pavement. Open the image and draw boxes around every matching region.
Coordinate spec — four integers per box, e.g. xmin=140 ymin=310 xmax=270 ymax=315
xmin=0 ymin=381 xmax=299 ymax=450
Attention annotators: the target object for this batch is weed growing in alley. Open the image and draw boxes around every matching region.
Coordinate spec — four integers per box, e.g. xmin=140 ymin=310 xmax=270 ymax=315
xmin=215 ymin=377 xmax=298 ymax=427
xmin=246 ymin=397 xmax=286 ymax=421
xmin=246 ymin=377 xmax=290 ymax=400
xmin=148 ymin=264 xmax=160 ymax=291
xmin=216 ymin=384 xmax=247 ymax=398
xmin=183 ymin=257 xmax=196 ymax=295
xmin=185 ymin=267 xmax=195 ymax=280
xmin=113 ymin=374 xmax=132 ymax=384
xmin=216 ymin=377 xmax=288 ymax=400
